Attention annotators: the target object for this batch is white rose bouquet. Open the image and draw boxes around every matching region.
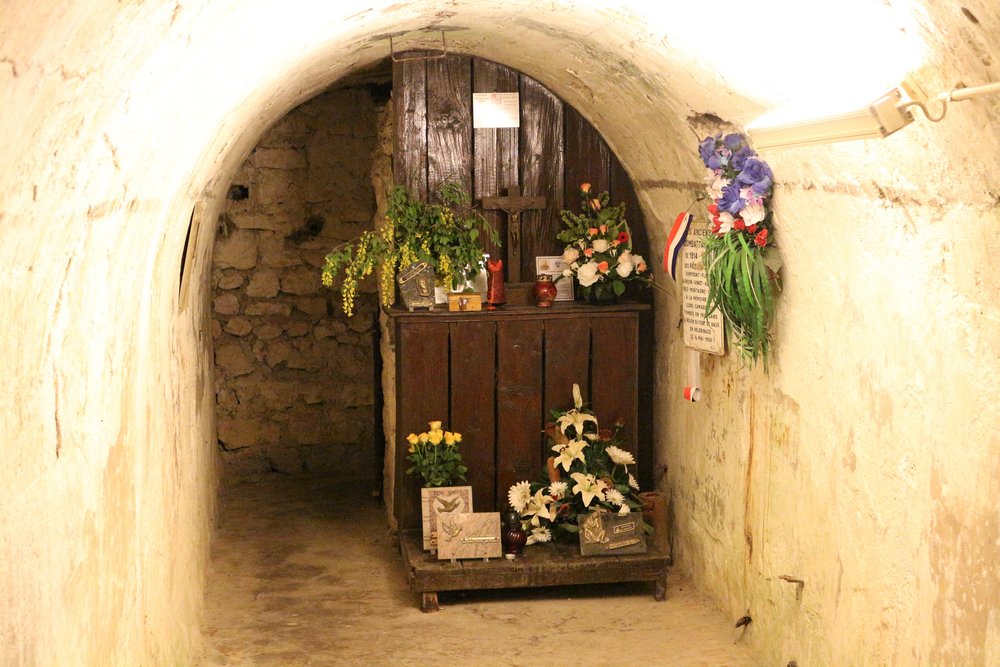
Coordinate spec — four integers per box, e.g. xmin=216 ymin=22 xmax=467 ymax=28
xmin=556 ymin=184 xmax=653 ymax=304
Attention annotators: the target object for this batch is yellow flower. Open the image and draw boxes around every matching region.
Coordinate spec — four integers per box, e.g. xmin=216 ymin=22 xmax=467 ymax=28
xmin=429 ymin=420 xmax=442 ymax=431
xmin=419 ymin=433 xmax=429 ymax=444
xmin=408 ymin=444 xmax=416 ymax=453
xmin=454 ymin=432 xmax=462 ymax=443
xmin=407 ymin=433 xmax=419 ymax=445
xmin=444 ymin=431 xmax=455 ymax=446
xmin=428 ymin=430 xmax=443 ymax=445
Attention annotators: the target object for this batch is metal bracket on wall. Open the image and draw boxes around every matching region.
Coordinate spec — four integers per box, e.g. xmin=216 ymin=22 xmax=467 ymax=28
xmin=390 ymin=31 xmax=447 ymax=62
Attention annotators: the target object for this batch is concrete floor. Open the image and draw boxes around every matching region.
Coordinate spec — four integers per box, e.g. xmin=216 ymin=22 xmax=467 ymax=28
xmin=195 ymin=476 xmax=754 ymax=666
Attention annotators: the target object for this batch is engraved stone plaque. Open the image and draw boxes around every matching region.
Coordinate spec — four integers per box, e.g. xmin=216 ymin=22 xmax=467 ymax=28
xmin=578 ymin=511 xmax=647 ymax=557
xmin=421 ymin=486 xmax=473 ymax=551
xmin=436 ymin=512 xmax=503 ymax=561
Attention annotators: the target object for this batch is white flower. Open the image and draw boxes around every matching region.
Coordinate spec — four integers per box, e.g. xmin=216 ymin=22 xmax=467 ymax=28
xmin=618 ymin=504 xmax=631 ymax=515
xmin=548 ymin=481 xmax=569 ymax=499
xmin=628 ymin=473 xmax=640 ymax=490
xmin=525 ymin=489 xmax=558 ymax=522
xmin=716 ymin=212 xmax=734 ymax=234
xmin=508 ymin=481 xmax=532 ymax=512
xmin=604 ymin=488 xmax=627 ymax=507
xmin=605 ymin=445 xmax=635 ymax=466
xmin=741 ymin=200 xmax=766 ymax=226
xmin=706 ymin=172 xmax=731 ymax=200
xmin=562 ymin=268 xmax=573 ymax=277
xmin=592 ymin=239 xmax=610 ymax=253
xmin=553 ymin=439 xmax=587 ymax=472
xmin=572 ymin=383 xmax=583 ymax=409
xmin=556 ymin=409 xmax=597 ymax=437
xmin=526 ymin=526 xmax=552 ymax=545
xmin=562 ymin=247 xmax=580 ymax=265
xmin=616 ymin=260 xmax=634 ymax=278
xmin=570 ymin=472 xmax=608 ymax=507
xmin=576 ymin=261 xmax=601 ymax=287
xmin=632 ymin=254 xmax=647 ymax=272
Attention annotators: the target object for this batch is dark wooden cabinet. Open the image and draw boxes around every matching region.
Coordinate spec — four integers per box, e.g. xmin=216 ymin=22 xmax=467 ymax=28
xmin=390 ymin=303 xmax=651 ymax=531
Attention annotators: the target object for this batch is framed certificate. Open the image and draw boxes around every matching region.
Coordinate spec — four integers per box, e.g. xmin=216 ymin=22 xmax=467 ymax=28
xmin=535 ymin=256 xmax=574 ymax=301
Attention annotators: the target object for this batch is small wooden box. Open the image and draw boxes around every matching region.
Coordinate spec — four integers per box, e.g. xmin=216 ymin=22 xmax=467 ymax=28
xmin=447 ymin=292 xmax=482 ymax=312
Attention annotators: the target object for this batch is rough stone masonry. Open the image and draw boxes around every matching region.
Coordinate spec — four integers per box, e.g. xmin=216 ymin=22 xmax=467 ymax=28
xmin=211 ymin=84 xmax=388 ymax=482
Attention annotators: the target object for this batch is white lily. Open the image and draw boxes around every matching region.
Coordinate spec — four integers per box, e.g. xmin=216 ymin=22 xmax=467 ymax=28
xmin=557 ymin=409 xmax=597 ymax=437
xmin=570 ymin=472 xmax=608 ymax=507
xmin=572 ymin=383 xmax=583 ymax=409
xmin=553 ymin=439 xmax=587 ymax=472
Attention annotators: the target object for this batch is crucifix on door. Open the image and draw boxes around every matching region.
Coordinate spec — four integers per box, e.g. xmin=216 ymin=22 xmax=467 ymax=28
xmin=482 ymin=189 xmax=547 ymax=283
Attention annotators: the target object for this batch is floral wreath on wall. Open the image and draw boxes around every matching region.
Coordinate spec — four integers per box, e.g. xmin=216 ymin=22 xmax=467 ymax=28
xmin=698 ymin=133 xmax=780 ymax=366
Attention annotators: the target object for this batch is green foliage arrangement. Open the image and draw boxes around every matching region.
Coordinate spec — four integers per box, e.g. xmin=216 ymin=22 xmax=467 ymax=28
xmin=320 ymin=183 xmax=497 ymax=316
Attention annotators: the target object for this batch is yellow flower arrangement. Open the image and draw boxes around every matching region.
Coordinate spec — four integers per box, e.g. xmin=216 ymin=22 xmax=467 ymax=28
xmin=405 ymin=420 xmax=468 ymax=487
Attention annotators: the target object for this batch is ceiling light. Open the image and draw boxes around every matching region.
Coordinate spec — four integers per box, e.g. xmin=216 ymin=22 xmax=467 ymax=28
xmin=747 ymin=81 xmax=1000 ymax=149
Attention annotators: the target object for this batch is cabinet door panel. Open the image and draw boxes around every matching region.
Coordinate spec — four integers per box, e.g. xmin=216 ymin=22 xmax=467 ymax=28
xmin=450 ymin=321 xmax=497 ymax=512
xmin=496 ymin=320 xmax=544 ymax=503
xmin=396 ymin=321 xmax=451 ymax=530
xmin=543 ymin=318 xmax=591 ymax=456
xmin=590 ymin=315 xmax=639 ymax=459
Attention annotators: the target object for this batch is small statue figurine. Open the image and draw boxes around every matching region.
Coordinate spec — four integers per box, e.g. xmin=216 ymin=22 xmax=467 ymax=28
xmin=485 ymin=258 xmax=505 ymax=310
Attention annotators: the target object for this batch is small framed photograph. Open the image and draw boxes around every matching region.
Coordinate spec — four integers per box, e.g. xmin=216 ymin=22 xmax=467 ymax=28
xmin=535 ymin=256 xmax=574 ymax=301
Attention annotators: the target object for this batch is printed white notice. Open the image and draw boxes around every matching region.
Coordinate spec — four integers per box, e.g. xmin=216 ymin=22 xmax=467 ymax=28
xmin=681 ymin=230 xmax=725 ymax=355
xmin=472 ymin=92 xmax=520 ymax=128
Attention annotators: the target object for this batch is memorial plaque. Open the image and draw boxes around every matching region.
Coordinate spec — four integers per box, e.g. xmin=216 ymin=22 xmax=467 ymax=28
xmin=436 ymin=512 xmax=503 ymax=561
xmin=421 ymin=486 xmax=473 ymax=551
xmin=681 ymin=229 xmax=725 ymax=355
xmin=578 ymin=511 xmax=647 ymax=556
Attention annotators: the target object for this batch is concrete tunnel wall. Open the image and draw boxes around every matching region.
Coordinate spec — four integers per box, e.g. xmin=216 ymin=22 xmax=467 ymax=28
xmin=1 ymin=1 xmax=998 ymax=664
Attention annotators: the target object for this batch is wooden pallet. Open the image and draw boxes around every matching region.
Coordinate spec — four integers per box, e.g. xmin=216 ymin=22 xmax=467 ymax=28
xmin=399 ymin=531 xmax=669 ymax=612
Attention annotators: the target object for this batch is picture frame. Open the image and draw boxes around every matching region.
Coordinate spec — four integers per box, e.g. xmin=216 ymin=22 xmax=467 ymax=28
xmin=534 ymin=256 xmax=574 ymax=301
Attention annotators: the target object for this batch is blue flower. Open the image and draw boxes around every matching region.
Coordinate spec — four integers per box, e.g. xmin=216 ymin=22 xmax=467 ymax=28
xmin=698 ymin=136 xmax=718 ymax=167
xmin=723 ymin=133 xmax=744 ymax=150
xmin=719 ymin=182 xmax=745 ymax=215
xmin=737 ymin=157 xmax=773 ymax=194
xmin=731 ymin=146 xmax=755 ymax=171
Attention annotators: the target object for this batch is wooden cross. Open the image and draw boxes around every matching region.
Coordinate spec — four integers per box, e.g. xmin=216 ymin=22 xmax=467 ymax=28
xmin=482 ymin=189 xmax=547 ymax=283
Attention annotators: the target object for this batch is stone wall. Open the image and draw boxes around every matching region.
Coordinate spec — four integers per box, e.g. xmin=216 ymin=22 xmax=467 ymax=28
xmin=211 ymin=85 xmax=387 ymax=482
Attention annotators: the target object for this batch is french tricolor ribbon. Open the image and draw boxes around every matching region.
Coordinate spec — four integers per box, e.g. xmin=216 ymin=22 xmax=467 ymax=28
xmin=664 ymin=211 xmax=693 ymax=282
xmin=683 ymin=348 xmax=702 ymax=402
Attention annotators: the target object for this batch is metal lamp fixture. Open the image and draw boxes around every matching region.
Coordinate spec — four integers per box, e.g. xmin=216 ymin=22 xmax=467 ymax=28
xmin=747 ymin=81 xmax=1000 ymax=149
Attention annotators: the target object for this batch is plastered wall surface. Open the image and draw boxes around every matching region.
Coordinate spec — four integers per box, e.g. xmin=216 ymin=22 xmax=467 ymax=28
xmin=0 ymin=1 xmax=997 ymax=664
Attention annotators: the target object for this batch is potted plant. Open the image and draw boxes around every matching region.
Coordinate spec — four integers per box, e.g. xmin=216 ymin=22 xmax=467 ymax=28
xmin=698 ymin=133 xmax=780 ymax=366
xmin=555 ymin=184 xmax=653 ymax=304
xmin=320 ymin=183 xmax=498 ymax=316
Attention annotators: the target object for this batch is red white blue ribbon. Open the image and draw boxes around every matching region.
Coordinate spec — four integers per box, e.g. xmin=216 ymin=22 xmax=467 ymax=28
xmin=683 ymin=348 xmax=702 ymax=402
xmin=664 ymin=211 xmax=693 ymax=282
